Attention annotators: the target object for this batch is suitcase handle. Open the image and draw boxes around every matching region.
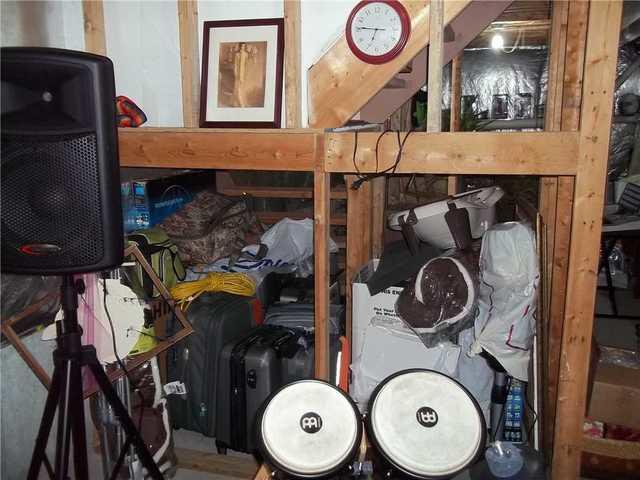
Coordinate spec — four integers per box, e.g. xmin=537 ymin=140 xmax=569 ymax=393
xmin=272 ymin=328 xmax=301 ymax=358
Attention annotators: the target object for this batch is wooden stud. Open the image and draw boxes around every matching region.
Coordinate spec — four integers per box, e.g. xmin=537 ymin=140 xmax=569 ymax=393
xmin=325 ymin=131 xmax=579 ymax=175
xmin=448 ymin=53 xmax=462 ymax=195
xmin=308 ymin=0 xmax=472 ymax=128
xmin=82 ymin=0 xmax=106 ymax=56
xmin=118 ymin=128 xmax=320 ymax=171
xmin=284 ymin=0 xmax=302 ymax=128
xmin=426 ymin=0 xmax=443 ymax=134
xmin=177 ymin=0 xmax=200 ymax=128
xmin=370 ymin=176 xmax=387 ymax=258
xmin=314 ymin=136 xmax=331 ymax=380
xmin=539 ymin=0 xmax=569 ymax=456
xmin=552 ymin=2 xmax=623 ymax=478
xmin=544 ymin=0 xmax=589 ymax=459
xmin=344 ymin=176 xmax=373 ymax=354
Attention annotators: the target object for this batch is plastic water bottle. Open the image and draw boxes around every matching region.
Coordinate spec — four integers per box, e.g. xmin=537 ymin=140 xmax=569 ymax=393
xmin=485 ymin=441 xmax=524 ymax=478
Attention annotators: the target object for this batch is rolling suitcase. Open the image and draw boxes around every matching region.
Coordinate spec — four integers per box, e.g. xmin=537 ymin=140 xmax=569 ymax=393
xmin=215 ymin=325 xmax=296 ymax=454
xmin=215 ymin=325 xmax=341 ymax=454
xmin=167 ymin=292 xmax=257 ymax=437
xmin=280 ymin=330 xmax=341 ymax=383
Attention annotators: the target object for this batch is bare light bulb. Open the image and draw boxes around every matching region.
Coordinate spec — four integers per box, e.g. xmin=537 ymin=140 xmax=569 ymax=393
xmin=491 ymin=33 xmax=504 ymax=50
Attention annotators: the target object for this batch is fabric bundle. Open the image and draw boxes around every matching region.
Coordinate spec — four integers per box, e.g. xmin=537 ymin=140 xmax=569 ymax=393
xmin=116 ymin=95 xmax=147 ymax=127
xmin=395 ymin=247 xmax=480 ymax=348
xmin=470 ymin=222 xmax=538 ymax=381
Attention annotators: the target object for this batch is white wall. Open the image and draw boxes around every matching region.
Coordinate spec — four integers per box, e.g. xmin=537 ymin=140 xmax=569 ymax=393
xmin=1 ymin=0 xmax=358 ymax=127
xmin=104 ymin=1 xmax=183 ymax=127
xmin=1 ymin=0 xmax=84 ymax=50
xmin=300 ymin=0 xmax=357 ymax=125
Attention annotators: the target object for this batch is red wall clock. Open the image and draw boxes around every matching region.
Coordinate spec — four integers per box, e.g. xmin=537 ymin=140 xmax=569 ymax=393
xmin=346 ymin=0 xmax=411 ymax=65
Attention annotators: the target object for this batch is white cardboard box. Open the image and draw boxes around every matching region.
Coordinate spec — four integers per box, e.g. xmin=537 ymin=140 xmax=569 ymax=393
xmin=350 ymin=260 xmax=462 ymax=409
xmin=352 ymin=259 xmax=404 ymax=363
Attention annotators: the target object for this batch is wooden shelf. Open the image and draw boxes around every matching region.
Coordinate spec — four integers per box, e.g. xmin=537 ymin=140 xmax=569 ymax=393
xmin=256 ymin=211 xmax=346 ymax=226
xmin=325 ymin=131 xmax=579 ymax=175
xmin=118 ymin=128 xmax=322 ymax=171
xmin=219 ymin=184 xmax=347 ymax=200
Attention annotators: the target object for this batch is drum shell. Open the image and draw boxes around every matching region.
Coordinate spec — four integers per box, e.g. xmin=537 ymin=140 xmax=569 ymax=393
xmin=257 ymin=379 xmax=363 ymax=479
xmin=365 ymin=369 xmax=486 ymax=480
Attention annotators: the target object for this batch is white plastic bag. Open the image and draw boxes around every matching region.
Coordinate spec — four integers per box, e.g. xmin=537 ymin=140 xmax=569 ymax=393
xmin=470 ymin=222 xmax=539 ymax=381
xmin=350 ymin=315 xmax=461 ymax=411
xmin=457 ymin=327 xmax=494 ymax=424
xmin=186 ymin=218 xmax=338 ymax=282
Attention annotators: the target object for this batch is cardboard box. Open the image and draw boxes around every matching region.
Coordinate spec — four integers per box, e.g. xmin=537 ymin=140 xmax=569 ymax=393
xmin=352 ymin=260 xmax=405 ymax=362
xmin=121 ymin=173 xmax=201 ymax=233
xmin=588 ymin=359 xmax=640 ymax=429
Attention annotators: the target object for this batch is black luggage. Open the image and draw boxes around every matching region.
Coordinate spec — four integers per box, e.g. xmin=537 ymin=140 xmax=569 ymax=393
xmin=167 ymin=292 xmax=256 ymax=437
xmin=215 ymin=325 xmax=340 ymax=454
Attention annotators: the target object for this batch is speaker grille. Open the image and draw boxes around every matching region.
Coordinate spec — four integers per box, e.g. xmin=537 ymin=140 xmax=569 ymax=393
xmin=1 ymin=133 xmax=105 ymax=271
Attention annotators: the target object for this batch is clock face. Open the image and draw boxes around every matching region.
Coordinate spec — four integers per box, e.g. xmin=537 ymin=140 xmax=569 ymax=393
xmin=346 ymin=1 xmax=410 ymax=64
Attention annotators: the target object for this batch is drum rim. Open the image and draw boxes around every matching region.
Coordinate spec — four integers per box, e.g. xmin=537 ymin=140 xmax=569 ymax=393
xmin=365 ymin=368 xmax=487 ymax=480
xmin=257 ymin=378 xmax=363 ymax=479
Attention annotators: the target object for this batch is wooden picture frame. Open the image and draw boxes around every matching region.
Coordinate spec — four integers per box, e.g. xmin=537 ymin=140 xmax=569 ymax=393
xmin=0 ymin=244 xmax=193 ymax=398
xmin=200 ymin=18 xmax=284 ymax=128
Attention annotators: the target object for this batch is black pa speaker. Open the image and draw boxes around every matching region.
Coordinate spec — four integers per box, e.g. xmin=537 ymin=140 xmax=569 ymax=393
xmin=1 ymin=47 xmax=123 ymax=275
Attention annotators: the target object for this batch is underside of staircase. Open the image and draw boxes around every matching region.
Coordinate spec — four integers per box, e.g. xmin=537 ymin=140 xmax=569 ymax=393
xmin=307 ymin=0 xmax=514 ymax=128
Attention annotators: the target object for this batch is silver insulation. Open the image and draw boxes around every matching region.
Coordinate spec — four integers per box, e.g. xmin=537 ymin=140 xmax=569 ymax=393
xmin=440 ymin=41 xmax=640 ymax=178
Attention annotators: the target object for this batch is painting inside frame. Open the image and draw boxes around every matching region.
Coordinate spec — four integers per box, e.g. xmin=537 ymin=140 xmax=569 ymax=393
xmin=200 ymin=19 xmax=284 ymax=128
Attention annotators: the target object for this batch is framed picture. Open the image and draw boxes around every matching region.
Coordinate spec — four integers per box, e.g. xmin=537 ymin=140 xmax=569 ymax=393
xmin=200 ymin=18 xmax=284 ymax=128
xmin=0 ymin=244 xmax=193 ymax=398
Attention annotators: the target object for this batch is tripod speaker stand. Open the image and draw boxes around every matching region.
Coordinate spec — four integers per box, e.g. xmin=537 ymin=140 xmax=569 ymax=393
xmin=27 ymin=275 xmax=163 ymax=480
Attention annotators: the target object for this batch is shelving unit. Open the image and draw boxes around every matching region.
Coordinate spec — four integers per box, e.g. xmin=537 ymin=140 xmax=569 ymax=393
xmin=82 ymin=1 xmax=626 ymax=478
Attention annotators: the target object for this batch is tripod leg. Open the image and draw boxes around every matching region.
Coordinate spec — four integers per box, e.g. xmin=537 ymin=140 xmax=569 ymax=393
xmin=27 ymin=364 xmax=63 ymax=480
xmin=85 ymin=354 xmax=163 ymax=480
xmin=69 ymin=360 xmax=89 ymax=479
xmin=55 ymin=359 xmax=73 ymax=479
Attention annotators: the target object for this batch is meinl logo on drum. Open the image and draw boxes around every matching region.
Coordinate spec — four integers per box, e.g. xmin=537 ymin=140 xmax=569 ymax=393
xmin=416 ymin=407 xmax=438 ymax=427
xmin=299 ymin=412 xmax=323 ymax=434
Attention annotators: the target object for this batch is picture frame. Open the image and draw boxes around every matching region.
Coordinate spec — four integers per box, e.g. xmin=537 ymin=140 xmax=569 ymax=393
xmin=0 ymin=244 xmax=193 ymax=398
xmin=200 ymin=18 xmax=284 ymax=129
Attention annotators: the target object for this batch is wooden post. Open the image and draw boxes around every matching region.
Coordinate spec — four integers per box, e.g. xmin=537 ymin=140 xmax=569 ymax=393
xmin=448 ymin=53 xmax=462 ymax=195
xmin=371 ymin=176 xmax=387 ymax=258
xmin=542 ymin=0 xmax=589 ymax=459
xmin=345 ymin=177 xmax=373 ymax=352
xmin=314 ymin=135 xmax=331 ymax=380
xmin=284 ymin=0 xmax=302 ymax=128
xmin=552 ymin=2 xmax=623 ymax=478
xmin=426 ymin=0 xmax=443 ymax=133
xmin=178 ymin=0 xmax=200 ymax=128
xmin=82 ymin=0 xmax=106 ymax=56
xmin=539 ymin=0 xmax=568 ymax=456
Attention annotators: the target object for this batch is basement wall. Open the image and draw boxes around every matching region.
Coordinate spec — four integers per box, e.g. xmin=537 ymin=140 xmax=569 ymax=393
xmin=0 ymin=0 xmax=359 ymax=127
